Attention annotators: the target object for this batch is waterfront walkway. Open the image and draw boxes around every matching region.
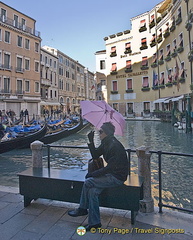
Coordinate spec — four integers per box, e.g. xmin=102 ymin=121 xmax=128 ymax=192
xmin=0 ymin=186 xmax=193 ymax=240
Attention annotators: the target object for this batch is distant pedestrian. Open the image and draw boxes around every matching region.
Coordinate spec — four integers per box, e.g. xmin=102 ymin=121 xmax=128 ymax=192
xmin=24 ymin=109 xmax=29 ymax=123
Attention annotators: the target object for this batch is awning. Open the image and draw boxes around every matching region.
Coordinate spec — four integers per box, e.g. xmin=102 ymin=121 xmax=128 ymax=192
xmin=171 ymin=95 xmax=184 ymax=102
xmin=40 ymin=101 xmax=61 ymax=106
xmin=157 ymin=0 xmax=172 ymax=14
xmin=153 ymin=97 xmax=170 ymax=103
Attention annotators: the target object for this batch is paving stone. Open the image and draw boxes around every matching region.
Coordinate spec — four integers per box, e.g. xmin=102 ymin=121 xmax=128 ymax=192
xmin=21 ymin=202 xmax=48 ymax=216
xmin=0 ymin=213 xmax=36 ymax=240
xmin=0 ymin=202 xmax=24 ymax=224
xmin=41 ymin=220 xmax=77 ymax=240
xmin=8 ymin=230 xmax=43 ymax=240
xmin=0 ymin=192 xmax=23 ymax=203
xmin=24 ymin=206 xmax=67 ymax=234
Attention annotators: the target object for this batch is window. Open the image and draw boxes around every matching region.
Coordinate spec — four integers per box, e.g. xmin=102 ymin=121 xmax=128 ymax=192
xmin=139 ymin=19 xmax=146 ymax=28
xmin=142 ymin=77 xmax=149 ymax=87
xmin=112 ymin=81 xmax=117 ymax=91
xmin=25 ymin=39 xmax=30 ymax=49
xmin=25 ymin=59 xmax=30 ymax=70
xmin=25 ymin=80 xmax=30 ymax=92
xmin=17 ymin=80 xmax=23 ymax=94
xmin=159 ymin=49 xmax=164 ymax=61
xmin=152 ymin=53 xmax=157 ymax=63
xmin=4 ymin=77 xmax=10 ymax=93
xmin=54 ymin=61 xmax=57 ymax=68
xmin=144 ymin=102 xmax=150 ymax=111
xmin=125 ymin=42 xmax=131 ymax=50
xmin=1 ymin=8 xmax=6 ymax=21
xmin=166 ymin=45 xmax=171 ymax=56
xmin=127 ymin=79 xmax=132 ymax=89
xmin=142 ymin=56 xmax=148 ymax=66
xmin=127 ymin=103 xmax=133 ymax=113
xmin=0 ymin=28 xmax=2 ymax=41
xmin=126 ymin=60 xmax=131 ymax=69
xmin=177 ymin=7 xmax=182 ymax=18
xmin=141 ymin=38 xmax=147 ymax=46
xmin=50 ymin=59 xmax=52 ymax=67
xmin=150 ymin=14 xmax=155 ymax=23
xmin=153 ymin=71 xmax=158 ymax=86
xmin=167 ymin=69 xmax=173 ymax=82
xmin=17 ymin=36 xmax=22 ymax=47
xmin=35 ymin=61 xmax=39 ymax=72
xmin=35 ymin=82 xmax=39 ymax=92
xmin=160 ymin=72 xmax=165 ymax=85
xmin=111 ymin=63 xmax=117 ymax=72
xmin=110 ymin=46 xmax=117 ymax=56
xmin=4 ymin=53 xmax=11 ymax=70
xmin=45 ymin=56 xmax=48 ymax=64
xmin=21 ymin=18 xmax=26 ymax=30
xmin=151 ymin=34 xmax=156 ymax=43
xmin=66 ymin=70 xmax=70 ymax=78
xmin=112 ymin=103 xmax=118 ymax=111
xmin=5 ymin=31 xmax=10 ymax=43
xmin=14 ymin=15 xmax=18 ymax=27
xmin=179 ymin=33 xmax=183 ymax=47
xmin=16 ymin=57 xmax=23 ymax=72
xmin=59 ymin=66 xmax=63 ymax=75
xmin=179 ymin=62 xmax=185 ymax=79
xmin=173 ymin=39 xmax=177 ymax=50
xmin=50 ymin=90 xmax=52 ymax=99
xmin=100 ymin=60 xmax=105 ymax=70
xmin=35 ymin=42 xmax=39 ymax=52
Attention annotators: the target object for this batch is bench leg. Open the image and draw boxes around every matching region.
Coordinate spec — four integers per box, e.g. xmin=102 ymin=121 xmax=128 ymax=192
xmin=131 ymin=211 xmax=138 ymax=224
xmin=24 ymin=196 xmax=33 ymax=207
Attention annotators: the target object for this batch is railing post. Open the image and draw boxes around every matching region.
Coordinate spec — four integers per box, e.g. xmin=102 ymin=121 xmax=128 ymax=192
xmin=136 ymin=145 xmax=154 ymax=213
xmin=158 ymin=151 xmax=163 ymax=213
xmin=31 ymin=140 xmax=43 ymax=168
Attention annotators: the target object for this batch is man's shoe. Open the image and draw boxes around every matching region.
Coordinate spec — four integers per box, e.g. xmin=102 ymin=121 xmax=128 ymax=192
xmin=84 ymin=223 xmax=102 ymax=232
xmin=68 ymin=208 xmax=88 ymax=217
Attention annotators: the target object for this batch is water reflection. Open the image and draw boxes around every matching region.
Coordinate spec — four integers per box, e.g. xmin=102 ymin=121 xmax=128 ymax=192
xmin=0 ymin=121 xmax=193 ymax=210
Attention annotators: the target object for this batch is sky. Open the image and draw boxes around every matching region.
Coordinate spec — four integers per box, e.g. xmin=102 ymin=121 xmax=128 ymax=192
xmin=2 ymin=0 xmax=163 ymax=72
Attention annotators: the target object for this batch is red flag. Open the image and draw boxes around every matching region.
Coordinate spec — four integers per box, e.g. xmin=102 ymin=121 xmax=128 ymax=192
xmin=175 ymin=59 xmax=180 ymax=91
xmin=91 ymin=85 xmax=95 ymax=90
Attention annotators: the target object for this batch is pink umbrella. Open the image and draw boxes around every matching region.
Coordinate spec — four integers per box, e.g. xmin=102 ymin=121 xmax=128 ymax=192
xmin=80 ymin=100 xmax=125 ymax=136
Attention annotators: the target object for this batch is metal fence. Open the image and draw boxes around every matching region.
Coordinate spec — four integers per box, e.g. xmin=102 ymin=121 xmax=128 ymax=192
xmin=43 ymin=144 xmax=193 ymax=214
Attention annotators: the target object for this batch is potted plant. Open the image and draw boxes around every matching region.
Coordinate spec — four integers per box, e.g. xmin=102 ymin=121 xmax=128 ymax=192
xmin=164 ymin=31 xmax=170 ymax=38
xmin=158 ymin=59 xmax=164 ymax=65
xmin=177 ymin=46 xmax=184 ymax=53
xmin=165 ymin=55 xmax=171 ymax=62
xmin=150 ymin=42 xmax=156 ymax=47
xmin=151 ymin=62 xmax=158 ymax=68
xmin=140 ymin=45 xmax=148 ymax=50
xmin=170 ymin=23 xmax=176 ymax=32
xmin=188 ymin=50 xmax=193 ymax=62
xmin=149 ymin=21 xmax=155 ymax=29
xmin=126 ymin=89 xmax=133 ymax=93
xmin=125 ymin=68 xmax=132 ymax=73
xmin=141 ymin=87 xmax=150 ymax=91
xmin=110 ymin=90 xmax=118 ymax=94
xmin=139 ymin=26 xmax=147 ymax=32
xmin=171 ymin=51 xmax=177 ymax=58
xmin=165 ymin=82 xmax=173 ymax=87
xmin=185 ymin=22 xmax=192 ymax=31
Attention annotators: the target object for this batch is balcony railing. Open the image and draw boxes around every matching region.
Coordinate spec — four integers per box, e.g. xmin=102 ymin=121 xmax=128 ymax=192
xmin=0 ymin=15 xmax=40 ymax=38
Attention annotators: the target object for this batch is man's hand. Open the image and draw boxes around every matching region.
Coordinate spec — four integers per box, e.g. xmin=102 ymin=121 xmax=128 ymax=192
xmin=87 ymin=130 xmax=95 ymax=143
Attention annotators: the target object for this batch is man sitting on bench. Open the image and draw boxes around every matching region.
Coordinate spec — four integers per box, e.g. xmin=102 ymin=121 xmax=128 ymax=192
xmin=68 ymin=122 xmax=128 ymax=231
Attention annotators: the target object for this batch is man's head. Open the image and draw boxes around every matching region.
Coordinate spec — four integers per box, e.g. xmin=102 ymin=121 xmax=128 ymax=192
xmin=99 ymin=122 xmax=115 ymax=140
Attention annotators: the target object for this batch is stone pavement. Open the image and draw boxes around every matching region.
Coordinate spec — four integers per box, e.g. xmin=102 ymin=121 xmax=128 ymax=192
xmin=0 ymin=186 xmax=193 ymax=240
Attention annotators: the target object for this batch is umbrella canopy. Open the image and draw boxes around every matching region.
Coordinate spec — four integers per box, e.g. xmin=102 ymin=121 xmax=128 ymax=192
xmin=80 ymin=100 xmax=125 ymax=136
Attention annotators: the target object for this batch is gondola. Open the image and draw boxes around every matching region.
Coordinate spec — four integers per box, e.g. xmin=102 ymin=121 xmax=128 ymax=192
xmin=0 ymin=124 xmax=47 ymax=154
xmin=40 ymin=120 xmax=87 ymax=144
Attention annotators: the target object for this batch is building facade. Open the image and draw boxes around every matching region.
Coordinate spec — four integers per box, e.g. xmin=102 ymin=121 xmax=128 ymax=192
xmin=0 ymin=1 xmax=41 ymax=119
xmin=40 ymin=47 xmax=59 ymax=116
xmin=98 ymin=0 xmax=193 ymax=118
xmin=42 ymin=46 xmax=95 ymax=115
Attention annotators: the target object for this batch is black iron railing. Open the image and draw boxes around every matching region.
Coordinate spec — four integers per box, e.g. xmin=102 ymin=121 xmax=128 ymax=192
xmin=43 ymin=144 xmax=193 ymax=214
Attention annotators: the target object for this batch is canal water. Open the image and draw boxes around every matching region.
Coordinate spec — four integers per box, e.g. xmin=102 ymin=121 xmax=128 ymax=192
xmin=0 ymin=120 xmax=193 ymax=211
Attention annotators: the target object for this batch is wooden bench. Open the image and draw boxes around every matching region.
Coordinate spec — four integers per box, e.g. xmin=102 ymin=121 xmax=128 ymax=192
xmin=18 ymin=167 xmax=143 ymax=224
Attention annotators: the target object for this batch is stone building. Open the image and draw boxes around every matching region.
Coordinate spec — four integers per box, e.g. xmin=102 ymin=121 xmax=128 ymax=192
xmin=97 ymin=0 xmax=193 ymax=118
xmin=0 ymin=1 xmax=41 ymax=119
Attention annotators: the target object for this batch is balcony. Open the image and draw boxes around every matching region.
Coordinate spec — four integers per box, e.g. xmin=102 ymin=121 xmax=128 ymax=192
xmin=41 ymin=78 xmax=51 ymax=86
xmin=15 ymin=90 xmax=24 ymax=95
xmin=139 ymin=26 xmax=147 ymax=32
xmin=140 ymin=45 xmax=148 ymax=50
xmin=0 ymin=89 xmax=12 ymax=95
xmin=125 ymin=68 xmax=132 ymax=73
xmin=110 ymin=91 xmax=118 ymax=94
xmin=0 ymin=15 xmax=40 ymax=38
xmin=110 ymin=52 xmax=117 ymax=57
xmin=15 ymin=67 xmax=24 ymax=73
xmin=2 ymin=64 xmax=12 ymax=71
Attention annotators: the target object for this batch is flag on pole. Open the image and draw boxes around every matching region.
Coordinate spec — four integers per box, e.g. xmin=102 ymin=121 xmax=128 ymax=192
xmin=175 ymin=59 xmax=180 ymax=91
